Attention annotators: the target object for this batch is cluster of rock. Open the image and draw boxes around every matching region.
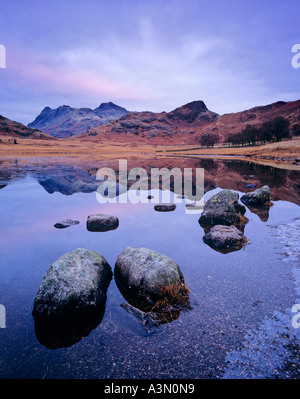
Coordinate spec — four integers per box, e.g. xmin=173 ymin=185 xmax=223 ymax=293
xmin=53 ymin=214 xmax=119 ymax=231
xmin=54 ymin=204 xmax=177 ymax=232
xmin=32 ymin=246 xmax=189 ymax=348
xmin=199 ymin=186 xmax=271 ymax=253
xmin=35 ymin=184 xmax=271 ymax=348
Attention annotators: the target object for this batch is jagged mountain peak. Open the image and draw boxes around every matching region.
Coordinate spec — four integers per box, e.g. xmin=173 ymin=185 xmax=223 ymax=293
xmin=28 ymin=101 xmax=129 ymax=138
xmin=167 ymin=100 xmax=218 ymax=123
xmin=176 ymin=100 xmax=208 ymax=112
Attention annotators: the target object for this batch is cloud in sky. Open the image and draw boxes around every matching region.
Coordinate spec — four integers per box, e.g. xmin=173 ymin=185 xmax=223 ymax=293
xmin=0 ymin=0 xmax=299 ymax=124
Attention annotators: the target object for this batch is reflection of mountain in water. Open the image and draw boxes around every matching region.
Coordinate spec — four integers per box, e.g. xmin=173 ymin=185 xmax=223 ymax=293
xmin=37 ymin=166 xmax=98 ymax=195
xmin=0 ymin=157 xmax=299 ymax=205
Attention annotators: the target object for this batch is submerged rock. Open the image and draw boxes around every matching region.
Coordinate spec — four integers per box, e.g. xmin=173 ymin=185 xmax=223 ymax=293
xmin=241 ymin=185 xmax=271 ymax=206
xmin=154 ymin=203 xmax=176 ymax=212
xmin=54 ymin=219 xmax=80 ymax=229
xmin=114 ymin=247 xmax=190 ymax=318
xmin=199 ymin=189 xmax=247 ymax=227
xmin=32 ymin=248 xmax=112 ymax=323
xmin=203 ymin=225 xmax=247 ymax=252
xmin=86 ymin=213 xmax=119 ymax=232
xmin=120 ymin=303 xmax=159 ymax=333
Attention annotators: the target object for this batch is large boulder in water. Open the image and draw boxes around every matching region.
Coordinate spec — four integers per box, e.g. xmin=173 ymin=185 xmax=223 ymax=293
xmin=199 ymin=189 xmax=247 ymax=228
xmin=32 ymin=248 xmax=112 ymax=323
xmin=114 ymin=247 xmax=189 ymax=316
xmin=203 ymin=224 xmax=247 ymax=252
xmin=241 ymin=185 xmax=271 ymax=206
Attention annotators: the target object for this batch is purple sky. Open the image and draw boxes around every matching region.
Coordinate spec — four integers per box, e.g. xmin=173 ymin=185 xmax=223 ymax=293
xmin=0 ymin=0 xmax=299 ymax=125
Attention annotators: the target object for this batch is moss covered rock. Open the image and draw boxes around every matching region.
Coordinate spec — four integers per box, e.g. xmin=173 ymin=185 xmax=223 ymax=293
xmin=32 ymin=248 xmax=112 ymax=323
xmin=199 ymin=189 xmax=247 ymax=227
xmin=114 ymin=247 xmax=189 ymax=313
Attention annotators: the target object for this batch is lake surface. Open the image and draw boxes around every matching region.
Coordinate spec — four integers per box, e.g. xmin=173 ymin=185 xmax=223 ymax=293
xmin=0 ymin=156 xmax=299 ymax=379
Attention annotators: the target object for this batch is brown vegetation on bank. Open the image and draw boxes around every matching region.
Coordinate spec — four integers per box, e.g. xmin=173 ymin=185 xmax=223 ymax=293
xmin=0 ymin=134 xmax=299 ymax=170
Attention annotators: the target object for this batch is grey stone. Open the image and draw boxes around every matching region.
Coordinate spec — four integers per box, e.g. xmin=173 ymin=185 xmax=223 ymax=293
xmin=154 ymin=203 xmax=176 ymax=212
xmin=32 ymin=248 xmax=112 ymax=323
xmin=114 ymin=247 xmax=187 ymax=307
xmin=241 ymin=185 xmax=271 ymax=206
xmin=54 ymin=219 xmax=80 ymax=229
xmin=86 ymin=213 xmax=119 ymax=232
xmin=203 ymin=225 xmax=246 ymax=250
xmin=199 ymin=189 xmax=247 ymax=227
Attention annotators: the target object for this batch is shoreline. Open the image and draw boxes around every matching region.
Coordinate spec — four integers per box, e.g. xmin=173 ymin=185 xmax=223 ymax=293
xmin=0 ymin=136 xmax=299 ymax=170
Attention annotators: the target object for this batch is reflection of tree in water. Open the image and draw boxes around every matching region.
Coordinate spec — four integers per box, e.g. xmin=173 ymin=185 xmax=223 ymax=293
xmin=164 ymin=159 xmax=220 ymax=196
xmin=290 ymin=171 xmax=300 ymax=197
xmin=196 ymin=158 xmax=220 ymax=171
xmin=224 ymin=160 xmax=288 ymax=188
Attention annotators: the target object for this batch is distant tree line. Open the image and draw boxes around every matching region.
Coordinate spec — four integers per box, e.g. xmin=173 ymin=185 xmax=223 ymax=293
xmin=291 ymin=123 xmax=300 ymax=137
xmin=226 ymin=117 xmax=292 ymax=146
xmin=199 ymin=117 xmax=299 ymax=148
xmin=200 ymin=132 xmax=219 ymax=147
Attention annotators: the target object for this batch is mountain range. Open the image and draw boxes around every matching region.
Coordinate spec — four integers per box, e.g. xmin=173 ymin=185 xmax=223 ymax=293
xmin=1 ymin=99 xmax=300 ymax=144
xmin=28 ymin=102 xmax=129 ymax=138
xmin=80 ymin=99 xmax=300 ymax=145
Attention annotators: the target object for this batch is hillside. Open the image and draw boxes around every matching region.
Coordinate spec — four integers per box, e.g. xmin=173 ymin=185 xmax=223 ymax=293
xmin=79 ymin=99 xmax=300 ymax=145
xmin=0 ymin=114 xmax=53 ymax=140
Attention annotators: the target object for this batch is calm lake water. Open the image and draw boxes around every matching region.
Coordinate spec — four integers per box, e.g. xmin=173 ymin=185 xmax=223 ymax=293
xmin=0 ymin=156 xmax=299 ymax=379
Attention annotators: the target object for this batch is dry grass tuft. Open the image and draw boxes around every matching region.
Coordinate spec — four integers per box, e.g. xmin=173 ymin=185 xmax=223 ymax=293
xmin=151 ymin=282 xmax=191 ymax=313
